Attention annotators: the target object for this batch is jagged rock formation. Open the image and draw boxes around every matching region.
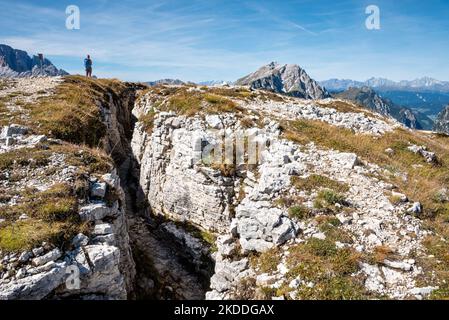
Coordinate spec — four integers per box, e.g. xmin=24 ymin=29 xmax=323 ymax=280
xmin=235 ymin=62 xmax=330 ymax=99
xmin=2 ymin=77 xmax=449 ymax=301
xmin=433 ymin=105 xmax=449 ymax=134
xmin=0 ymin=77 xmax=135 ymax=299
xmin=336 ymin=87 xmax=432 ymax=130
xmin=130 ymin=84 xmax=449 ymax=300
xmin=0 ymin=44 xmax=68 ymax=78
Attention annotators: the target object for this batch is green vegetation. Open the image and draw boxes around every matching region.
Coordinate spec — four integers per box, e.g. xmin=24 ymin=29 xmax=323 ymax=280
xmin=27 ymin=75 xmax=130 ymax=146
xmin=0 ymin=183 xmax=85 ymax=252
xmin=316 ymin=216 xmax=354 ymax=244
xmin=313 ymin=189 xmax=347 ymax=210
xmin=288 ymin=205 xmax=313 ymax=220
xmin=143 ymin=85 xmax=246 ymax=117
xmin=250 ymin=247 xmax=282 ymax=273
xmin=173 ymin=220 xmax=217 ymax=252
xmin=291 ymin=174 xmax=350 ymax=194
xmin=0 ymin=147 xmax=50 ymax=170
xmin=0 ymin=220 xmax=73 ymax=252
xmin=139 ymin=109 xmax=156 ymax=134
xmin=0 ymin=183 xmax=77 ymax=221
xmin=284 ymin=238 xmax=370 ymax=299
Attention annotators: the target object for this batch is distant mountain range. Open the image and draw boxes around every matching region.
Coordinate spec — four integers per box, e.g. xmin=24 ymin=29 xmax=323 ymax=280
xmin=233 ymin=63 xmax=433 ymax=130
xmin=0 ymin=44 xmax=68 ymax=77
xmin=235 ymin=62 xmax=330 ymax=100
xmin=145 ymin=79 xmax=186 ymax=86
xmin=434 ymin=105 xmax=449 ymax=135
xmin=335 ymin=87 xmax=434 ymax=130
xmin=197 ymin=80 xmax=229 ymax=86
xmin=320 ymin=78 xmax=449 ymax=121
xmin=320 ymin=77 xmax=449 ymax=93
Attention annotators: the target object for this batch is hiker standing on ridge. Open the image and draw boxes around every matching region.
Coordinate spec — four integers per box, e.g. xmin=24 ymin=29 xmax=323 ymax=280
xmin=84 ymin=54 xmax=93 ymax=77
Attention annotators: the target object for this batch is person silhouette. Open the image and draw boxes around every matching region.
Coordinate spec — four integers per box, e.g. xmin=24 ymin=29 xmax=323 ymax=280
xmin=84 ymin=55 xmax=93 ymax=77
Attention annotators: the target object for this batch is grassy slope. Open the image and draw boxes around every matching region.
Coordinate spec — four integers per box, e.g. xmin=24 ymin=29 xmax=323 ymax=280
xmin=281 ymin=118 xmax=449 ymax=298
xmin=0 ymin=76 xmax=123 ymax=253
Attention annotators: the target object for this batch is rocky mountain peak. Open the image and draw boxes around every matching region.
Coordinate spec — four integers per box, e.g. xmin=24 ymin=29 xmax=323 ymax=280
xmin=433 ymin=104 xmax=449 ymax=134
xmin=235 ymin=62 xmax=330 ymax=100
xmin=0 ymin=44 xmax=68 ymax=78
xmin=336 ymin=86 xmax=432 ymax=130
xmin=336 ymin=86 xmax=391 ymax=115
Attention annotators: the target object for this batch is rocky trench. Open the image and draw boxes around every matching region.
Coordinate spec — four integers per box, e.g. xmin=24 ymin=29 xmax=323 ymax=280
xmin=102 ymin=85 xmax=216 ymax=300
xmin=2 ymin=80 xmax=434 ymax=300
xmin=0 ymin=81 xmax=216 ymax=300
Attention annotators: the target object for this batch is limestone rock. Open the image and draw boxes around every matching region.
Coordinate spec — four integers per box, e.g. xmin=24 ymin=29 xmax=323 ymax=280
xmin=79 ymin=203 xmax=114 ymax=222
xmin=31 ymin=249 xmax=61 ymax=267
xmin=90 ymin=182 xmax=107 ymax=198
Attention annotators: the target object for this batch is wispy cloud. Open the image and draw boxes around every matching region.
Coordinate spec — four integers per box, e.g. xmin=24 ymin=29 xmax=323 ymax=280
xmin=1 ymin=0 xmax=448 ymax=81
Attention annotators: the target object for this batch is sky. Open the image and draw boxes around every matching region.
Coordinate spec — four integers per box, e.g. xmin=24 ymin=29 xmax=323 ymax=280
xmin=0 ymin=0 xmax=448 ymax=82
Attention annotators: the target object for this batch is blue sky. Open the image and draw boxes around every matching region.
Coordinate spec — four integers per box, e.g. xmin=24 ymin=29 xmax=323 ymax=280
xmin=0 ymin=0 xmax=448 ymax=82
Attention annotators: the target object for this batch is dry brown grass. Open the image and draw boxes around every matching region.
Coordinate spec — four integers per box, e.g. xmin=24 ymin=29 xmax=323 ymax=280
xmin=141 ymin=85 xmax=248 ymax=117
xmin=0 ymin=147 xmax=51 ymax=170
xmin=51 ymin=143 xmax=114 ymax=174
xmin=291 ymin=174 xmax=350 ymax=194
xmin=317 ymin=100 xmax=383 ymax=120
xmin=139 ymin=110 xmax=156 ymax=134
xmin=208 ymin=87 xmax=256 ymax=100
xmin=283 ymin=119 xmax=449 ymax=219
xmin=250 ymin=247 xmax=282 ymax=273
xmin=284 ymin=238 xmax=369 ymax=299
xmin=282 ymin=118 xmax=449 ymax=297
xmin=26 ymin=75 xmax=130 ymax=146
xmin=0 ymin=183 xmax=87 ymax=252
xmin=371 ymin=245 xmax=398 ymax=264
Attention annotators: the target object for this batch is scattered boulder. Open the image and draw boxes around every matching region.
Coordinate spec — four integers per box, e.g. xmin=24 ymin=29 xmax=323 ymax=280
xmin=407 ymin=145 xmax=437 ymax=164
xmin=383 ymin=259 xmax=413 ymax=271
xmin=18 ymin=251 xmax=33 ymax=264
xmin=90 ymin=182 xmax=107 ymax=198
xmin=93 ymin=223 xmax=113 ymax=236
xmin=79 ymin=202 xmax=113 ymax=222
xmin=392 ymin=191 xmax=408 ymax=203
xmin=31 ymin=249 xmax=61 ymax=267
xmin=407 ymin=202 xmax=422 ymax=215
xmin=32 ymin=247 xmax=44 ymax=257
xmin=0 ymin=124 xmax=28 ymax=138
xmin=71 ymin=233 xmax=89 ymax=247
xmin=18 ymin=214 xmax=29 ymax=221
xmin=384 ymin=148 xmax=394 ymax=155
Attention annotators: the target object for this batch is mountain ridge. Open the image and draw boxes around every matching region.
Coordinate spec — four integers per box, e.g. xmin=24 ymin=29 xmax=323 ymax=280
xmin=335 ymin=86 xmax=434 ymax=130
xmin=236 ymin=62 xmax=330 ymax=100
xmin=434 ymin=104 xmax=449 ymax=134
xmin=0 ymin=44 xmax=68 ymax=78
xmin=321 ymin=77 xmax=449 ymax=93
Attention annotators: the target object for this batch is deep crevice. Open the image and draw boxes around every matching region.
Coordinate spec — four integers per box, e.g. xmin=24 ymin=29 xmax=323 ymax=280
xmin=104 ymin=85 xmax=214 ymax=300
